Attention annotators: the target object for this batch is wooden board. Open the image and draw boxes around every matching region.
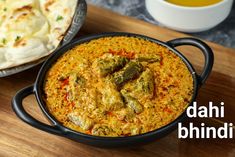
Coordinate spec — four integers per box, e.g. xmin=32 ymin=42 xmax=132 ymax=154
xmin=0 ymin=5 xmax=235 ymax=157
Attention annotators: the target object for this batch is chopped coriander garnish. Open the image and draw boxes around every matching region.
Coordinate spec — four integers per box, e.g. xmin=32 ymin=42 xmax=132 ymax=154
xmin=3 ymin=7 xmax=7 ymax=11
xmin=56 ymin=15 xmax=63 ymax=21
xmin=2 ymin=38 xmax=6 ymax=44
xmin=15 ymin=36 xmax=21 ymax=41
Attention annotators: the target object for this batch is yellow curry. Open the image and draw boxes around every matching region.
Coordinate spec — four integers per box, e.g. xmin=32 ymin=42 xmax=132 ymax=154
xmin=44 ymin=37 xmax=193 ymax=137
xmin=165 ymin=0 xmax=222 ymax=7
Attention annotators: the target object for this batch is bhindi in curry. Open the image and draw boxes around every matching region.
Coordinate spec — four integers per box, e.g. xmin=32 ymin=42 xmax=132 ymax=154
xmin=44 ymin=36 xmax=193 ymax=137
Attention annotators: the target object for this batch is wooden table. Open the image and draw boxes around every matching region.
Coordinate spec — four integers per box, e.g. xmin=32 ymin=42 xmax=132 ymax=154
xmin=0 ymin=5 xmax=235 ymax=157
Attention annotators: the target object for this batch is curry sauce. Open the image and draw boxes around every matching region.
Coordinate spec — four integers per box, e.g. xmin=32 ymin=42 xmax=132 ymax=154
xmin=43 ymin=37 xmax=193 ymax=137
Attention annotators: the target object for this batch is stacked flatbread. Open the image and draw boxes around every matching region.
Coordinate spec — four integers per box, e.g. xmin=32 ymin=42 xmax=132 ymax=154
xmin=0 ymin=0 xmax=77 ymax=70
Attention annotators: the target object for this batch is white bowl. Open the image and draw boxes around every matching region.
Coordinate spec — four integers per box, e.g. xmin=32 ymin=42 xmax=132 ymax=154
xmin=146 ymin=0 xmax=234 ymax=33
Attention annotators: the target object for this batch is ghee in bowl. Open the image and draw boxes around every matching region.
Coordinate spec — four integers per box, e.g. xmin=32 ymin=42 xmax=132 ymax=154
xmin=165 ymin=0 xmax=223 ymax=7
xmin=146 ymin=0 xmax=233 ymax=32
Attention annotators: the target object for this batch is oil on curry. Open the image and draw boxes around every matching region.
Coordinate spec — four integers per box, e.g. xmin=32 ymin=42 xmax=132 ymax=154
xmin=43 ymin=36 xmax=193 ymax=137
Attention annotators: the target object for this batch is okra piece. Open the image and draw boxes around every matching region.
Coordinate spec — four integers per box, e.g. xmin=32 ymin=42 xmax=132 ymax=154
xmin=69 ymin=73 xmax=86 ymax=86
xmin=113 ymin=61 xmax=143 ymax=87
xmin=100 ymin=81 xmax=124 ymax=111
xmin=115 ymin=108 xmax=135 ymax=122
xmin=136 ymin=54 xmax=161 ymax=63
xmin=93 ymin=53 xmax=128 ymax=76
xmin=91 ymin=124 xmax=112 ymax=136
xmin=136 ymin=68 xmax=154 ymax=95
xmin=67 ymin=73 xmax=86 ymax=101
xmin=121 ymin=90 xmax=143 ymax=114
xmin=68 ymin=112 xmax=94 ymax=131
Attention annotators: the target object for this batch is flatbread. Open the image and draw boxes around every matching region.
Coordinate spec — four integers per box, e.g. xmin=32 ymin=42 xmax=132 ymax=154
xmin=0 ymin=0 xmax=77 ymax=70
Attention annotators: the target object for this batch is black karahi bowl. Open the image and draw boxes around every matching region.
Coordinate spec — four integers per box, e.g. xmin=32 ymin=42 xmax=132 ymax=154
xmin=12 ymin=32 xmax=214 ymax=147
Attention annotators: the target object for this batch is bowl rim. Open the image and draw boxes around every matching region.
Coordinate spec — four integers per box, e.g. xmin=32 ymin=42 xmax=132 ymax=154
xmin=34 ymin=32 xmax=199 ymax=140
xmin=148 ymin=0 xmax=231 ymax=10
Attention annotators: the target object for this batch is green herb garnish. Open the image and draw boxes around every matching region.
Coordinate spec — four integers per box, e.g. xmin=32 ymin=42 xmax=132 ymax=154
xmin=15 ymin=36 xmax=21 ymax=41
xmin=56 ymin=15 xmax=64 ymax=21
xmin=2 ymin=38 xmax=6 ymax=44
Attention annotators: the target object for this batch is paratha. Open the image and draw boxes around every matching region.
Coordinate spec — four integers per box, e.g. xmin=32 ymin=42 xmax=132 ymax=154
xmin=0 ymin=0 xmax=77 ymax=70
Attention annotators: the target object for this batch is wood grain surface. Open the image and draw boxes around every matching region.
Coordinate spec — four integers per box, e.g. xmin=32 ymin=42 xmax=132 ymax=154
xmin=0 ymin=5 xmax=235 ymax=157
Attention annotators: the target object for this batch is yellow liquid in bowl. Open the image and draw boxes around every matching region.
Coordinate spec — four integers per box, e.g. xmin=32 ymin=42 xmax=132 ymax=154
xmin=165 ymin=0 xmax=223 ymax=7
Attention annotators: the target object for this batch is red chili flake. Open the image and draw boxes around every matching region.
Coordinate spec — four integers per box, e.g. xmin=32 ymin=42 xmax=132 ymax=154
xmin=173 ymin=55 xmax=177 ymax=59
xmin=108 ymin=49 xmax=135 ymax=59
xmin=106 ymin=111 xmax=114 ymax=116
xmin=62 ymin=78 xmax=69 ymax=86
xmin=109 ymin=49 xmax=116 ymax=55
xmin=71 ymin=102 xmax=75 ymax=107
xmin=64 ymin=92 xmax=69 ymax=101
xmin=60 ymin=78 xmax=69 ymax=89
xmin=86 ymin=129 xmax=92 ymax=135
xmin=163 ymin=107 xmax=173 ymax=113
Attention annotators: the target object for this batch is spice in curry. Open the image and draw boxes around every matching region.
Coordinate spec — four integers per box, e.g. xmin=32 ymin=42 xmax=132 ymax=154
xmin=44 ymin=36 xmax=193 ymax=137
